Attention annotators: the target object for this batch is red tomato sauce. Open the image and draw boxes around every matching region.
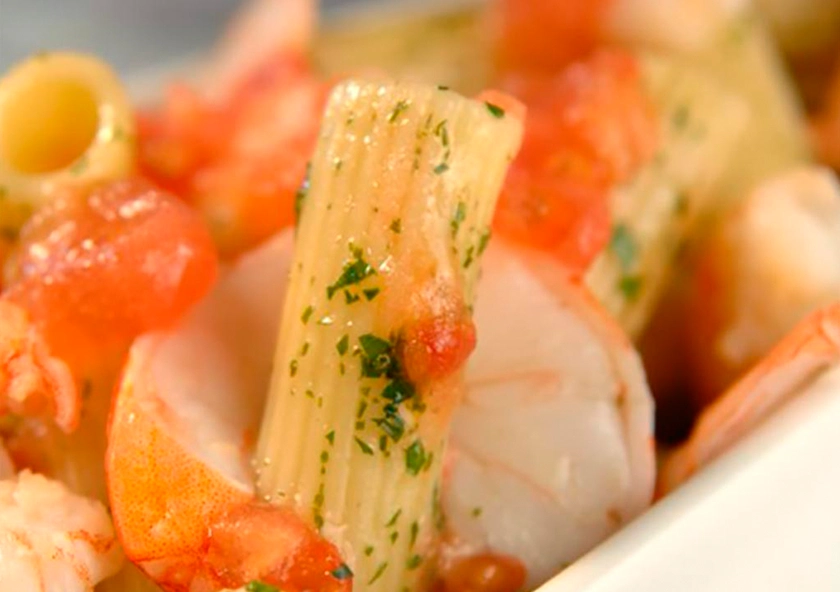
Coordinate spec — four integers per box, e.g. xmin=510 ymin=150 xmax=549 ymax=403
xmin=138 ymin=54 xmax=328 ymax=256
xmin=5 ymin=178 xmax=218 ymax=368
xmin=494 ymin=50 xmax=659 ymax=275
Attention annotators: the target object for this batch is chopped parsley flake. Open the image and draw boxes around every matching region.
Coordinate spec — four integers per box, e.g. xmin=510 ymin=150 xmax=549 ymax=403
xmin=326 ymin=430 xmax=335 ymax=445
xmin=245 ymin=582 xmax=279 ymax=592
xmin=390 ymin=531 xmax=399 ymax=544
xmin=337 ymin=334 xmax=349 ymax=356
xmin=609 ymin=225 xmax=636 ymax=272
xmin=437 ymin=85 xmax=450 ymax=91
xmin=619 ymin=276 xmax=643 ymax=301
xmin=363 ymin=287 xmax=380 ymax=301
xmin=344 ymin=290 xmax=361 ymax=304
xmin=485 ymin=101 xmax=505 ymax=118
xmin=355 ymin=437 xmax=374 ymax=455
xmin=331 ymin=563 xmax=354 ymax=580
xmin=327 ymin=248 xmax=376 ymax=300
xmin=289 ymin=359 xmax=298 ymax=377
xmin=301 ymin=305 xmax=314 ymax=324
xmin=406 ymin=554 xmax=423 ymax=570
xmin=472 ymin=507 xmax=483 ymax=517
xmin=434 ymin=119 xmax=450 ymax=148
xmin=386 ymin=508 xmax=402 ymax=527
xmin=478 ymin=230 xmax=492 ymax=255
xmin=410 ymin=521 xmax=419 ymax=547
xmin=434 ymin=162 xmax=450 ymax=175
xmin=405 ymin=440 xmax=427 ymax=476
xmin=365 ymin=545 xmax=375 ymax=556
xmin=388 ymin=100 xmax=410 ymax=123
xmin=451 ymin=201 xmax=467 ymax=236
xmin=390 ymin=218 xmax=402 ymax=233
xmin=368 ymin=562 xmax=388 ymax=585
xmin=294 ymin=163 xmax=311 ymax=222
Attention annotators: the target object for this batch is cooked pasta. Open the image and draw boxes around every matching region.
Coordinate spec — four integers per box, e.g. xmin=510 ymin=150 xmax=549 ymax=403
xmin=585 ymin=52 xmax=748 ymax=337
xmin=255 ymin=79 xmax=522 ymax=591
xmin=0 ymin=52 xmax=136 ymax=211
xmin=1 ymin=0 xmax=840 ymax=591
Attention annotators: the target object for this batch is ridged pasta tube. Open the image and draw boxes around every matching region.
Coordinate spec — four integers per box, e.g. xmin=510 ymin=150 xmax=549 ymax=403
xmin=585 ymin=53 xmax=748 ymax=338
xmin=0 ymin=53 xmax=136 ymax=216
xmin=255 ymin=80 xmax=523 ymax=592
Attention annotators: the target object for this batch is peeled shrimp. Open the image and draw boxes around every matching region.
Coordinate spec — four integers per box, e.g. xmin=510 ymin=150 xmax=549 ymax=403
xmin=0 ymin=300 xmax=78 ymax=433
xmin=0 ymin=469 xmax=123 ymax=591
xmin=661 ymin=301 xmax=840 ymax=493
xmin=442 ymin=239 xmax=656 ymax=589
xmin=106 ymin=230 xmax=349 ymax=592
xmin=684 ymin=166 xmax=840 ymax=407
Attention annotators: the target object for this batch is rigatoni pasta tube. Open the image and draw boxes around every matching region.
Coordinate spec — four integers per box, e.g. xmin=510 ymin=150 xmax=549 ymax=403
xmin=255 ymin=80 xmax=522 ymax=591
xmin=0 ymin=52 xmax=136 ymax=212
xmin=585 ymin=52 xmax=748 ymax=338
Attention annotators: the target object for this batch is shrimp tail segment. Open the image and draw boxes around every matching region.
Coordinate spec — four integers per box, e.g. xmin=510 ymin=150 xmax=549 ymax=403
xmin=0 ymin=300 xmax=79 ymax=433
xmin=105 ymin=344 xmax=350 ymax=592
xmin=659 ymin=302 xmax=840 ymax=494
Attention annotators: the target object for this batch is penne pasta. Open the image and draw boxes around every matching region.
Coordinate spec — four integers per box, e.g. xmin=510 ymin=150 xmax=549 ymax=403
xmin=0 ymin=52 xmax=136 ymax=213
xmin=585 ymin=52 xmax=748 ymax=338
xmin=255 ymin=79 xmax=522 ymax=591
xmin=606 ymin=0 xmax=811 ymax=198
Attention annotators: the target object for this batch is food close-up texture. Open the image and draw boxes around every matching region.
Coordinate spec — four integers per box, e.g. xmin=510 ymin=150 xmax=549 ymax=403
xmin=0 ymin=0 xmax=839 ymax=590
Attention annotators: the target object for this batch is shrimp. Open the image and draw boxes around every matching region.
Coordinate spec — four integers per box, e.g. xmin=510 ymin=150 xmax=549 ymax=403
xmin=106 ymin=230 xmax=350 ymax=592
xmin=0 ymin=469 xmax=124 ymax=591
xmin=441 ymin=239 xmax=656 ymax=590
xmin=660 ymin=301 xmax=840 ymax=494
xmin=0 ymin=300 xmax=78 ymax=432
xmin=683 ymin=166 xmax=840 ymax=408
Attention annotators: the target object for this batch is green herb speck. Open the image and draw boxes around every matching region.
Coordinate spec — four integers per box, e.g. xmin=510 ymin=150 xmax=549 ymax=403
xmin=355 ymin=437 xmax=374 ymax=455
xmin=406 ymin=555 xmax=423 ymax=570
xmin=388 ymin=100 xmax=410 ymax=123
xmin=301 ymin=306 xmax=314 ymax=324
xmin=331 ymin=563 xmax=354 ymax=580
xmin=337 ymin=334 xmax=349 ymax=356
xmin=485 ymin=102 xmax=505 ymax=118
xmin=390 ymin=218 xmax=402 ymax=233
xmin=405 ymin=440 xmax=427 ymax=476
xmin=368 ymin=562 xmax=388 ymax=585
xmin=609 ymin=225 xmax=636 ymax=272
xmin=619 ymin=276 xmax=643 ymax=301
xmin=245 ymin=581 xmax=280 ymax=592
xmin=434 ymin=162 xmax=450 ymax=175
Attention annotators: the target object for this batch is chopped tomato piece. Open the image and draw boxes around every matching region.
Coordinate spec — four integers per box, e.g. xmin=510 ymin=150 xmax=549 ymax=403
xmin=139 ymin=54 xmax=328 ymax=256
xmin=493 ymin=0 xmax=614 ymax=74
xmin=494 ymin=50 xmax=659 ymax=274
xmin=439 ymin=553 xmax=527 ymax=592
xmin=5 ymin=178 xmax=218 ymax=366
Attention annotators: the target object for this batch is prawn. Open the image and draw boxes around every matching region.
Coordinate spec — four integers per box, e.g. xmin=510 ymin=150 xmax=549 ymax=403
xmin=683 ymin=166 xmax=840 ymax=408
xmin=441 ymin=239 xmax=655 ymax=590
xmin=0 ymin=300 xmax=78 ymax=432
xmin=106 ymin=230 xmax=350 ymax=592
xmin=660 ymin=301 xmax=840 ymax=494
xmin=106 ymin=229 xmax=655 ymax=592
xmin=0 ymin=468 xmax=124 ymax=591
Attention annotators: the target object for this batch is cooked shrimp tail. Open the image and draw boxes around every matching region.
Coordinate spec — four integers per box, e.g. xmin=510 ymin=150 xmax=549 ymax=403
xmin=660 ymin=302 xmax=840 ymax=493
xmin=0 ymin=300 xmax=78 ymax=432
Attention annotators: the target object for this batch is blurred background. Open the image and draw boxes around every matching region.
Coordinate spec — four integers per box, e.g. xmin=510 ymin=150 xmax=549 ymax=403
xmin=0 ymin=0 xmax=358 ymax=74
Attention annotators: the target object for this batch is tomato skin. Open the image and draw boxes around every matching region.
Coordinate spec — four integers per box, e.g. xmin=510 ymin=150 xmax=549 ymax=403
xmin=139 ymin=54 xmax=327 ymax=256
xmin=493 ymin=0 xmax=614 ymax=74
xmin=5 ymin=178 xmax=218 ymax=365
xmin=494 ymin=50 xmax=659 ymax=275
xmin=439 ymin=553 xmax=527 ymax=592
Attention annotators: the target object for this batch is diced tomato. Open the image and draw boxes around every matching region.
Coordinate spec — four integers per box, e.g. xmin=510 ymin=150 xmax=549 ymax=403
xmin=138 ymin=54 xmax=328 ymax=256
xmin=494 ymin=50 xmax=659 ymax=275
xmin=438 ymin=553 xmax=527 ymax=592
xmin=5 ymin=178 xmax=218 ymax=366
xmin=493 ymin=0 xmax=614 ymax=74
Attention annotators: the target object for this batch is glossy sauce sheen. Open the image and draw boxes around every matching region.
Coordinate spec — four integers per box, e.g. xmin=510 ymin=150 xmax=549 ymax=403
xmin=5 ymin=178 xmax=218 ymax=367
xmin=494 ymin=50 xmax=658 ymax=274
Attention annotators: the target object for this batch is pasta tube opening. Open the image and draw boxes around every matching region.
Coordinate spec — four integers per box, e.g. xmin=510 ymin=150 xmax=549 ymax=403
xmin=0 ymin=52 xmax=136 ymax=209
xmin=255 ymin=79 xmax=523 ymax=591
